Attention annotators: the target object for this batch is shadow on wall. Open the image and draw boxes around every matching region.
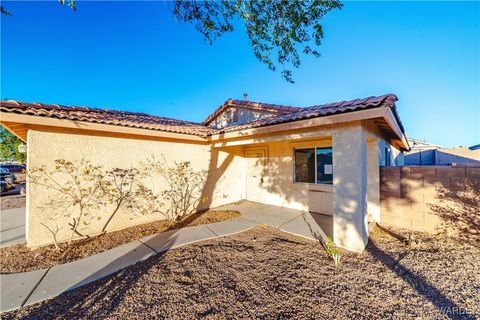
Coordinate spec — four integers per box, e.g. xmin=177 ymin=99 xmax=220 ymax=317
xmin=429 ymin=178 xmax=480 ymax=242
xmin=380 ymin=166 xmax=480 ymax=242
xmin=252 ymin=145 xmax=356 ymax=247
xmin=196 ymin=146 xmax=236 ymax=211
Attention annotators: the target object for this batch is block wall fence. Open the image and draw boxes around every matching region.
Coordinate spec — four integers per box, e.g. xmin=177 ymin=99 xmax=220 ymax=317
xmin=380 ymin=166 xmax=480 ymax=234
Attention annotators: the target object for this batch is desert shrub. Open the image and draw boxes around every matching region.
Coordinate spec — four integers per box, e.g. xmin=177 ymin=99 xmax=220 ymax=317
xmin=146 ymin=156 xmax=209 ymax=221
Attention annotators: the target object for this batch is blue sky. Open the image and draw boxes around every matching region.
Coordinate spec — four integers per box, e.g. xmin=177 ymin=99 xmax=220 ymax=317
xmin=1 ymin=1 xmax=479 ymax=147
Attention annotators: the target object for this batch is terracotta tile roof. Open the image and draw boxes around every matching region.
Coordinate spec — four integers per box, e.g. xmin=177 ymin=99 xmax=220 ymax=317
xmin=202 ymin=99 xmax=303 ymax=125
xmin=0 ymin=94 xmax=402 ymax=138
xmin=0 ymin=100 xmax=215 ymax=137
xmin=216 ymin=94 xmax=402 ymax=134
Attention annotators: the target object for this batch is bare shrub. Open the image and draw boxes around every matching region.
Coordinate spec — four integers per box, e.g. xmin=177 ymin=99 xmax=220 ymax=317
xmin=29 ymin=155 xmax=210 ymax=249
xmin=146 ymin=156 xmax=208 ymax=221
xmin=97 ymin=167 xmax=156 ymax=233
xmin=29 ymin=159 xmax=103 ymax=248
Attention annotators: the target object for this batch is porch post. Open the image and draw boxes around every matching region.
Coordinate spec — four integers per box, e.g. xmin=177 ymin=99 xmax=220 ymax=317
xmin=366 ymin=136 xmax=380 ymax=226
xmin=332 ymin=125 xmax=368 ymax=252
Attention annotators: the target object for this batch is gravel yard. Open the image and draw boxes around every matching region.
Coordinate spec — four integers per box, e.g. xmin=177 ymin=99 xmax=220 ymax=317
xmin=0 ymin=194 xmax=26 ymax=210
xmin=0 ymin=210 xmax=239 ymax=273
xmin=4 ymin=225 xmax=479 ymax=319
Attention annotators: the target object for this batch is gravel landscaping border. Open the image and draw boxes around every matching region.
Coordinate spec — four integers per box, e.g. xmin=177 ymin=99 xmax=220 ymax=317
xmin=3 ymin=225 xmax=479 ymax=319
xmin=0 ymin=210 xmax=240 ymax=274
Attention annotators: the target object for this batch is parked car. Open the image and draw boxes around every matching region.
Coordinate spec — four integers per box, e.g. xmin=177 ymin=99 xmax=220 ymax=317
xmin=1 ymin=172 xmax=17 ymax=193
xmin=0 ymin=164 xmax=26 ymax=173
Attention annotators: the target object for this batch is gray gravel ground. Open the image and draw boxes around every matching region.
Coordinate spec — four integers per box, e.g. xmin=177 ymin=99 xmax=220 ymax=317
xmin=0 ymin=194 xmax=25 ymax=210
xmin=3 ymin=225 xmax=479 ymax=320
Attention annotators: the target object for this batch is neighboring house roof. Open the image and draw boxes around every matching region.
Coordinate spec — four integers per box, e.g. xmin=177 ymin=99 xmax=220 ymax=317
xmin=0 ymin=94 xmax=407 ymax=148
xmin=407 ymin=138 xmax=442 ymax=150
xmin=0 ymin=100 xmax=215 ymax=137
xmin=202 ymin=99 xmax=303 ymax=126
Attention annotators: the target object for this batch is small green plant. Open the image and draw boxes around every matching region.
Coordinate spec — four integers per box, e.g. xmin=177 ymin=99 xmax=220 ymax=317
xmin=324 ymin=237 xmax=341 ymax=266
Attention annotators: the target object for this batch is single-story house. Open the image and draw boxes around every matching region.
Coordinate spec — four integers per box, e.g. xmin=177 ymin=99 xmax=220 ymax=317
xmin=0 ymin=94 xmax=409 ymax=252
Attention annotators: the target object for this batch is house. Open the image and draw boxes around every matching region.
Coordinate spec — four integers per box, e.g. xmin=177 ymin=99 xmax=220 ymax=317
xmin=404 ymin=138 xmax=442 ymax=165
xmin=0 ymin=94 xmax=409 ymax=252
xmin=404 ymin=138 xmax=480 ymax=166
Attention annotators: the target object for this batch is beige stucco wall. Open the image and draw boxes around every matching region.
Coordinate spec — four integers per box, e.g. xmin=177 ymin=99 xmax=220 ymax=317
xmin=26 ymin=118 xmax=401 ymax=252
xmin=248 ymin=139 xmax=334 ymax=214
xmin=27 ymin=129 xmax=245 ymax=247
xmin=332 ymin=124 xmax=369 ymax=252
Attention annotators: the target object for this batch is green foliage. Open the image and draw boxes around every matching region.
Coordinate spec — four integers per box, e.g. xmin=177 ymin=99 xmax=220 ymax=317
xmin=0 ymin=126 xmax=26 ymax=163
xmin=325 ymin=236 xmax=341 ymax=266
xmin=59 ymin=0 xmax=76 ymax=11
xmin=0 ymin=6 xmax=12 ymax=16
xmin=174 ymin=0 xmax=342 ymax=83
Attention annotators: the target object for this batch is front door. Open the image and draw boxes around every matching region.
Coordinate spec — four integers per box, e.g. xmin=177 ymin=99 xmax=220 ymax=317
xmin=245 ymin=148 xmax=267 ymax=203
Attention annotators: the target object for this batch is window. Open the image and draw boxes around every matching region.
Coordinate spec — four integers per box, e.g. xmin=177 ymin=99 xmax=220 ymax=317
xmin=294 ymin=149 xmax=315 ymax=183
xmin=384 ymin=147 xmax=391 ymax=166
xmin=294 ymin=147 xmax=333 ymax=185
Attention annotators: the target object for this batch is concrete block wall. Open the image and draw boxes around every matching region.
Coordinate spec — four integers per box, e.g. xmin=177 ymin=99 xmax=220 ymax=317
xmin=380 ymin=166 xmax=480 ymax=233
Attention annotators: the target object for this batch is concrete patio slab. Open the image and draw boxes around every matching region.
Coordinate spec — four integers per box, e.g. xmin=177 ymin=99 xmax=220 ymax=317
xmin=279 ymin=212 xmax=332 ymax=243
xmin=205 ymin=217 xmax=257 ymax=237
xmin=0 ymin=268 xmax=48 ymax=312
xmin=140 ymin=225 xmax=217 ymax=253
xmin=213 ymin=200 xmax=272 ymax=214
xmin=24 ymin=240 xmax=155 ymax=307
xmin=0 ymin=207 xmax=26 ymax=248
xmin=241 ymin=207 xmax=305 ymax=227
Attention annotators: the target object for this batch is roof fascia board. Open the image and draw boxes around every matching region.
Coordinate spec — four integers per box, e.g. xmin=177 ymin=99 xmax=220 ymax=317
xmin=0 ymin=112 xmax=208 ymax=143
xmin=1 ymin=121 xmax=26 ymax=142
xmin=383 ymin=108 xmax=410 ymax=150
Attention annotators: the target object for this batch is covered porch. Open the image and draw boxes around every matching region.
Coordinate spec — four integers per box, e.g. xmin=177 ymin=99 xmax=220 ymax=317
xmin=211 ymin=121 xmax=393 ymax=252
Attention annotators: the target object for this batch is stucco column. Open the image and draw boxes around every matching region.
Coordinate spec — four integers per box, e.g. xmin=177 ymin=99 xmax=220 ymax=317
xmin=332 ymin=125 xmax=368 ymax=252
xmin=366 ymin=137 xmax=380 ymax=225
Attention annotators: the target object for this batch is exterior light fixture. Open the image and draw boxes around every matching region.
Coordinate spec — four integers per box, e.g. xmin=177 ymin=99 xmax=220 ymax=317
xmin=18 ymin=144 xmax=27 ymax=153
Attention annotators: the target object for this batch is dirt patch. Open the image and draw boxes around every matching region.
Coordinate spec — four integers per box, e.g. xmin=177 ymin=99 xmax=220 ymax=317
xmin=0 ymin=195 xmax=26 ymax=210
xmin=0 ymin=210 xmax=239 ymax=274
xmin=4 ymin=225 xmax=479 ymax=319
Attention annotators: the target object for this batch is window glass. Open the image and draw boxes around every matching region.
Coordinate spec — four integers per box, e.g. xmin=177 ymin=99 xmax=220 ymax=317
xmin=294 ymin=149 xmax=315 ymax=183
xmin=316 ymin=148 xmax=333 ymax=184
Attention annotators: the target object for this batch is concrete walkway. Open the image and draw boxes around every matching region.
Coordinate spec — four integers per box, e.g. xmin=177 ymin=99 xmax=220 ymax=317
xmin=0 ymin=201 xmax=332 ymax=313
xmin=0 ymin=207 xmax=26 ymax=248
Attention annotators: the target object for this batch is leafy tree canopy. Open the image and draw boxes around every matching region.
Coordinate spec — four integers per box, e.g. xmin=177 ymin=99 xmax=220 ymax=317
xmin=2 ymin=0 xmax=342 ymax=83
xmin=0 ymin=125 xmax=26 ymax=163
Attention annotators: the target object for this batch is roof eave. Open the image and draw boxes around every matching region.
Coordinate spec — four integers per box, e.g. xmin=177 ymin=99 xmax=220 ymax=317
xmin=0 ymin=111 xmax=209 ymax=143
xmin=208 ymin=106 xmax=410 ymax=151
